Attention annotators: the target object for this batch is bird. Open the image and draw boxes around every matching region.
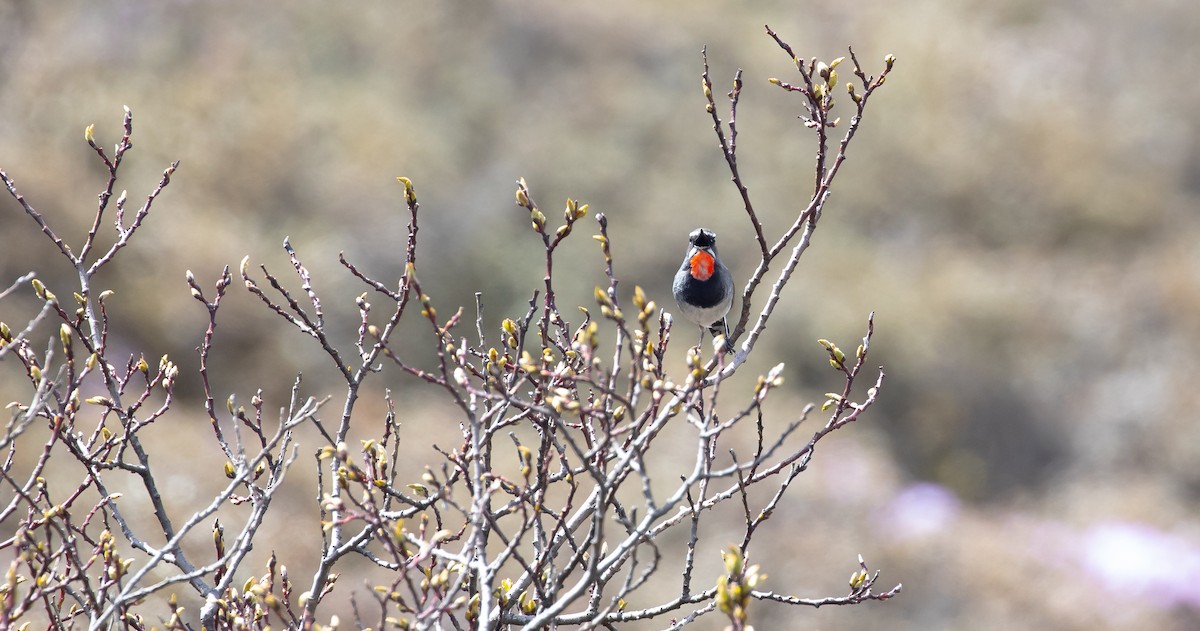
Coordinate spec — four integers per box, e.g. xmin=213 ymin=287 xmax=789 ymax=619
xmin=672 ymin=228 xmax=734 ymax=351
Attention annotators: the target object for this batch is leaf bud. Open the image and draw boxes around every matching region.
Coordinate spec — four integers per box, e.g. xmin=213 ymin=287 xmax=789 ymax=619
xmin=849 ymin=568 xmax=869 ymax=590
xmin=632 ymin=286 xmax=647 ymax=310
xmin=396 ymin=176 xmax=417 ymax=205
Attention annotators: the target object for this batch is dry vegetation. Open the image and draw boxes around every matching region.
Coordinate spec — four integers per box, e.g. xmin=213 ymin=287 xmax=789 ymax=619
xmin=3 ymin=2 xmax=1200 ymax=630
xmin=1 ymin=24 xmax=901 ymax=630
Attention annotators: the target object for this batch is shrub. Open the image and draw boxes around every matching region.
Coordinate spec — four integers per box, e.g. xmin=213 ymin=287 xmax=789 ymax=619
xmin=0 ymin=28 xmax=897 ymax=630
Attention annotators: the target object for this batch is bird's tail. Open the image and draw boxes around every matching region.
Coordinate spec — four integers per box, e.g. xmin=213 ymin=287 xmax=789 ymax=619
xmin=707 ymin=318 xmax=733 ymax=352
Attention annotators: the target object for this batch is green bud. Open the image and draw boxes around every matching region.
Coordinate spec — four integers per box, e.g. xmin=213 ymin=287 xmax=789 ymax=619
xmin=722 ymin=545 xmax=744 ymax=575
xmin=396 ymin=176 xmax=417 ymax=205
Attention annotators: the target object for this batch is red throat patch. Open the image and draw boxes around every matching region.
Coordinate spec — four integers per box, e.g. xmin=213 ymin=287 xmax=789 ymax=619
xmin=690 ymin=251 xmax=715 ymax=281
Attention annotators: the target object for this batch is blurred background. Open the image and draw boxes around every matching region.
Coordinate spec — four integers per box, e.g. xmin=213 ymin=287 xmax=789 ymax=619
xmin=2 ymin=0 xmax=1199 ymax=629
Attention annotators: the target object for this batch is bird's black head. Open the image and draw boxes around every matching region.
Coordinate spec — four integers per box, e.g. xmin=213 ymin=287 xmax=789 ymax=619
xmin=688 ymin=228 xmax=717 ymax=249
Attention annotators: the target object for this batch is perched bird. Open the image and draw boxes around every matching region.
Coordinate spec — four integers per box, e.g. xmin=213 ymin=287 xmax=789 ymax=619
xmin=672 ymin=228 xmax=734 ymax=350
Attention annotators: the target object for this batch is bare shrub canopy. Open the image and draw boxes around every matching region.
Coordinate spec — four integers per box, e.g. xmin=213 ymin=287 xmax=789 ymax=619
xmin=0 ymin=29 xmax=896 ymax=630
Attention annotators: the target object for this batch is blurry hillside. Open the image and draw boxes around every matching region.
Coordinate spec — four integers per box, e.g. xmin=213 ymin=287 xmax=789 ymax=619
xmin=3 ymin=1 xmax=1200 ymax=629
